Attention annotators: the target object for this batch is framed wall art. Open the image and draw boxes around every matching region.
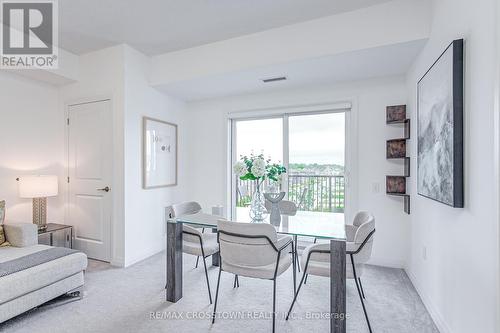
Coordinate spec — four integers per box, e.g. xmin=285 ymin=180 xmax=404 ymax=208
xmin=417 ymin=39 xmax=464 ymax=207
xmin=387 ymin=139 xmax=407 ymax=159
xmin=143 ymin=117 xmax=178 ymax=189
xmin=386 ymin=176 xmax=406 ymax=195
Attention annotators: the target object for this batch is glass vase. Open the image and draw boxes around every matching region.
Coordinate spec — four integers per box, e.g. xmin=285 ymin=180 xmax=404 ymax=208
xmin=249 ymin=180 xmax=267 ymax=222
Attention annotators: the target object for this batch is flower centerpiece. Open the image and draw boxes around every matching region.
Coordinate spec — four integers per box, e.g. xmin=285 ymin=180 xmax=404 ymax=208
xmin=234 ymin=154 xmax=286 ymax=221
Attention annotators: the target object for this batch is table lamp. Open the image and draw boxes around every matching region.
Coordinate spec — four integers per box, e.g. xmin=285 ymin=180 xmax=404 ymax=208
xmin=18 ymin=175 xmax=58 ymax=231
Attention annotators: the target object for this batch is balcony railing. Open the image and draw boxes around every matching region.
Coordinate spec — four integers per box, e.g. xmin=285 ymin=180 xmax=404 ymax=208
xmin=236 ymin=174 xmax=345 ymax=213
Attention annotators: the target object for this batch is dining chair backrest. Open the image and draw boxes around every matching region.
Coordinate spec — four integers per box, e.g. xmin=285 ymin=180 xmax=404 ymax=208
xmin=171 ymin=201 xmax=202 ymax=217
xmin=352 ymin=212 xmax=375 ymax=243
xmin=166 ymin=202 xmax=203 ymax=243
xmin=217 ymin=220 xmax=279 ymax=267
xmin=308 ymin=213 xmax=375 ymax=264
xmin=264 ymin=200 xmax=298 ymax=216
xmin=279 ymin=200 xmax=297 ymax=216
xmin=352 ymin=213 xmax=375 ymax=263
xmin=353 ymin=211 xmax=372 ymax=227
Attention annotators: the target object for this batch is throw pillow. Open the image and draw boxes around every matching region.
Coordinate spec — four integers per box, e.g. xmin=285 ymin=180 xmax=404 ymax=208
xmin=0 ymin=224 xmax=10 ymax=247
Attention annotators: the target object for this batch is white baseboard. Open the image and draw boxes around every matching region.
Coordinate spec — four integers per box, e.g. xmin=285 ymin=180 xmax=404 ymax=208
xmin=123 ymin=246 xmax=164 ymax=268
xmin=405 ymin=269 xmax=452 ymax=333
xmin=367 ymin=257 xmax=405 ymax=269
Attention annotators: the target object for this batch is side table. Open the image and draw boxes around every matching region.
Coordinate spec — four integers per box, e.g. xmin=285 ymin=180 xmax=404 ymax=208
xmin=38 ymin=223 xmax=73 ymax=248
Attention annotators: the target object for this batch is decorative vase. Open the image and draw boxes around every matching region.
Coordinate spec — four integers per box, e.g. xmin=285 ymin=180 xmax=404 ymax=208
xmin=249 ymin=180 xmax=267 ymax=222
xmin=264 ymin=192 xmax=285 ymax=226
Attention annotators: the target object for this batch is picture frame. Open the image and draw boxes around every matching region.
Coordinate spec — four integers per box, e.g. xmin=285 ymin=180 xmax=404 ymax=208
xmin=417 ymin=39 xmax=464 ymax=207
xmin=142 ymin=117 xmax=178 ymax=189
xmin=386 ymin=139 xmax=407 ymax=159
xmin=386 ymin=105 xmax=407 ymax=123
xmin=386 ymin=176 xmax=406 ymax=194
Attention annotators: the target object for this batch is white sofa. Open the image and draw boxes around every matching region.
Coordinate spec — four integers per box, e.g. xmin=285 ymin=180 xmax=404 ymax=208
xmin=0 ymin=223 xmax=88 ymax=323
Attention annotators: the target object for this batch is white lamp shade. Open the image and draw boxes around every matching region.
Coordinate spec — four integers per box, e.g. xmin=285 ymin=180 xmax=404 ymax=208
xmin=18 ymin=175 xmax=59 ymax=198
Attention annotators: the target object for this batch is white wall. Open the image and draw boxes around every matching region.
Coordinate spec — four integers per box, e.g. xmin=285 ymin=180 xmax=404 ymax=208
xmin=1 ymin=44 xmax=188 ymax=267
xmin=122 ymin=46 xmax=188 ymax=267
xmin=186 ymin=76 xmax=410 ymax=268
xmin=405 ymin=0 xmax=499 ymax=332
xmin=0 ymin=72 xmax=63 ymax=224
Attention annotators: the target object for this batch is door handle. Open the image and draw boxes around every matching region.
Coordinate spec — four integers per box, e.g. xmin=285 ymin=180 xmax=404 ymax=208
xmin=97 ymin=186 xmax=111 ymax=192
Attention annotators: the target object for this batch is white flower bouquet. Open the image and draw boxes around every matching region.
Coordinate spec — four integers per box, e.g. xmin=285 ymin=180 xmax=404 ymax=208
xmin=233 ymin=153 xmax=286 ymax=182
xmin=234 ymin=153 xmax=286 ymax=221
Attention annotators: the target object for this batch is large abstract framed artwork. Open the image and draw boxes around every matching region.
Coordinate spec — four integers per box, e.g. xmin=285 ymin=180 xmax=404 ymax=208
xmin=143 ymin=117 xmax=178 ymax=189
xmin=417 ymin=39 xmax=464 ymax=207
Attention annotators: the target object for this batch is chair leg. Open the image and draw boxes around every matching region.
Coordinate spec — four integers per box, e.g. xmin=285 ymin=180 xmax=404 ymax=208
xmin=351 ymin=254 xmax=372 ymax=333
xmin=212 ymin=266 xmax=222 ymax=324
xmin=195 ymin=228 xmax=205 ymax=268
xmin=294 ymin=235 xmax=300 ymax=273
xmin=233 ymin=275 xmax=239 ymax=288
xmin=202 ymin=255 xmax=212 ymax=304
xmin=358 ymin=277 xmax=366 ymax=299
xmin=304 ymin=239 xmax=312 ymax=284
xmin=292 ymin=241 xmax=296 ymax=295
xmin=305 ymin=238 xmax=316 ymax=284
xmin=236 ymin=275 xmax=239 ymax=287
xmin=272 ymin=278 xmax=277 ymax=333
xmin=286 ymin=270 xmax=307 ymax=320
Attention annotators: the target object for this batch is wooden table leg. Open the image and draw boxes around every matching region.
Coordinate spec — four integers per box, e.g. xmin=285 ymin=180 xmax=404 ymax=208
xmin=212 ymin=228 xmax=220 ymax=267
xmin=330 ymin=239 xmax=346 ymax=333
xmin=166 ymin=222 xmax=183 ymax=302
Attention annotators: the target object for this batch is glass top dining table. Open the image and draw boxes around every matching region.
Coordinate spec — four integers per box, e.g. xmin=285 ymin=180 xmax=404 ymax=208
xmin=167 ymin=207 xmax=346 ymax=240
xmin=165 ymin=207 xmax=348 ymax=333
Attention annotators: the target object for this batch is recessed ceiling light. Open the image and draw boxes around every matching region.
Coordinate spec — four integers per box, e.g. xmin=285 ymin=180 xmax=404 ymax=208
xmin=261 ymin=76 xmax=287 ymax=83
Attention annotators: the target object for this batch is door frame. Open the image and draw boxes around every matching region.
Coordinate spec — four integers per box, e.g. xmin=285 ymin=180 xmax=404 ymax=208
xmin=64 ymin=96 xmax=115 ymax=263
xmin=226 ymin=101 xmax=358 ymax=222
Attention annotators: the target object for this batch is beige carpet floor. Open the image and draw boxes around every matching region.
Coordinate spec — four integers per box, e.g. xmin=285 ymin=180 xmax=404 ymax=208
xmin=1 ymin=251 xmax=439 ymax=333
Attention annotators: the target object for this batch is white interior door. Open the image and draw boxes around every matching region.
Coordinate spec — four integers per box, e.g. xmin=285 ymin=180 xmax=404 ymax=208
xmin=68 ymin=100 xmax=112 ymax=262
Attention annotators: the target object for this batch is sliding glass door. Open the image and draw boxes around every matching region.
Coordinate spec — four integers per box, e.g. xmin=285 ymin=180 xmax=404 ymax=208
xmin=231 ymin=111 xmax=346 ymax=221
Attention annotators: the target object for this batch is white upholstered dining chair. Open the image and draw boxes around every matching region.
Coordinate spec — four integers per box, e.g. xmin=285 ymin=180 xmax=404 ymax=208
xmin=286 ymin=211 xmax=375 ymax=333
xmin=212 ymin=220 xmax=295 ymax=333
xmin=171 ymin=201 xmax=207 ymax=268
xmin=166 ymin=202 xmax=218 ymax=304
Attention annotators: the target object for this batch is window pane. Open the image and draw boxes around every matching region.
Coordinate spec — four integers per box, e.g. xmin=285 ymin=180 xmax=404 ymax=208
xmin=236 ymin=118 xmax=283 ymax=162
xmin=288 ymin=112 xmax=345 ymax=213
xmin=234 ymin=118 xmax=283 ymax=220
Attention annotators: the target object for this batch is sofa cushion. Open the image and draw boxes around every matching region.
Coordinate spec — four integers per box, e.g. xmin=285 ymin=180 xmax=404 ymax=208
xmin=0 ymin=245 xmax=87 ymax=305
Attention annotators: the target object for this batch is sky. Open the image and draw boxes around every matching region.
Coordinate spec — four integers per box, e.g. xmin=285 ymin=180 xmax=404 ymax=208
xmin=236 ymin=112 xmax=345 ymax=166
